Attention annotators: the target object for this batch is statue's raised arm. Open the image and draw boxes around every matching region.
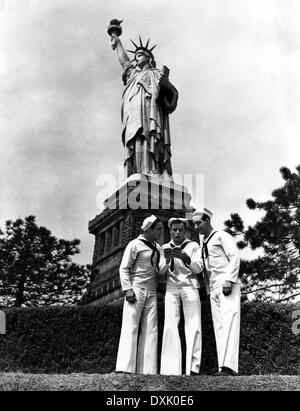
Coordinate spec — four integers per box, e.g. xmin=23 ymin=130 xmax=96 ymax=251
xmin=111 ymin=33 xmax=131 ymax=69
xmin=107 ymin=19 xmax=178 ymax=179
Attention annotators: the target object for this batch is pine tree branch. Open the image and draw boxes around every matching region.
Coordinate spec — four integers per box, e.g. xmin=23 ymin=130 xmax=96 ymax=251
xmin=277 ymin=292 xmax=300 ymax=303
xmin=242 ymin=283 xmax=288 ymax=295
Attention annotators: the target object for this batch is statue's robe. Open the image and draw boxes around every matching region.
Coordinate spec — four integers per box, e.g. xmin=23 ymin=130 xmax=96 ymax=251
xmin=121 ymin=63 xmax=178 ymax=177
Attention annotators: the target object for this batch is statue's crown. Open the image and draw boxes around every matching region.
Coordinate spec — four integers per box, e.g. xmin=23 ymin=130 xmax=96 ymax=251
xmin=127 ymin=36 xmax=157 ymax=59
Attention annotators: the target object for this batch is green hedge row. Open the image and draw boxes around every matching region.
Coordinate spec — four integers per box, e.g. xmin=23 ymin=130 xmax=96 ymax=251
xmin=0 ymin=301 xmax=299 ymax=375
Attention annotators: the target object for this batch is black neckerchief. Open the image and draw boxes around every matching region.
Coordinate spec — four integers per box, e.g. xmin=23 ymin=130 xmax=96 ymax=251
xmin=201 ymin=231 xmax=218 ymax=275
xmin=139 ymin=238 xmax=160 ymax=272
xmin=170 ymin=240 xmax=190 ymax=272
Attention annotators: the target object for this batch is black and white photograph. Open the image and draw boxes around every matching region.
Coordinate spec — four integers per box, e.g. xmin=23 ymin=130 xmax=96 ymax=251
xmin=0 ymin=0 xmax=299 ymax=394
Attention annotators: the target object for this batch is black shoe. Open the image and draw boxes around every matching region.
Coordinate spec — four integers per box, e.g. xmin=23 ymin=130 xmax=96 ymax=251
xmin=223 ymin=367 xmax=237 ymax=376
xmin=190 ymin=371 xmax=199 ymax=376
xmin=214 ymin=367 xmax=236 ymax=376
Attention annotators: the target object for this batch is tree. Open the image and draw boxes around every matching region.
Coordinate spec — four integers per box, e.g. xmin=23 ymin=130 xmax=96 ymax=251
xmin=0 ymin=216 xmax=90 ymax=307
xmin=224 ymin=165 xmax=300 ymax=303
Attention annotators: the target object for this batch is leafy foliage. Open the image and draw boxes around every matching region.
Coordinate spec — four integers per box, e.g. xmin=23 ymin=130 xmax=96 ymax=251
xmin=224 ymin=166 xmax=300 ymax=302
xmin=0 ymin=216 xmax=90 ymax=307
xmin=0 ymin=301 xmax=298 ymax=375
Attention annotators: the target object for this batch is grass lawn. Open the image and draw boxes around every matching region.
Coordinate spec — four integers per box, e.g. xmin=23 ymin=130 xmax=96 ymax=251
xmin=0 ymin=373 xmax=299 ymax=391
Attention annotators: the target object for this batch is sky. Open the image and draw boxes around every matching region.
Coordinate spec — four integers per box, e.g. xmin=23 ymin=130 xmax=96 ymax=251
xmin=0 ymin=0 xmax=300 ymax=265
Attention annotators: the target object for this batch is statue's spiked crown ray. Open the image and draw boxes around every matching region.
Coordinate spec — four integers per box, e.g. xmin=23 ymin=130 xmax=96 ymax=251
xmin=127 ymin=35 xmax=157 ymax=59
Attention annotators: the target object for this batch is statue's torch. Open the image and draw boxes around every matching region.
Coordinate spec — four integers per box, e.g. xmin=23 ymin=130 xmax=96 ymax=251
xmin=107 ymin=19 xmax=123 ymax=50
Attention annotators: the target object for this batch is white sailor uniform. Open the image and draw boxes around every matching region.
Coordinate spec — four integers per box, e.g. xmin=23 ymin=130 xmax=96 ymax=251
xmin=160 ymin=239 xmax=202 ymax=375
xmin=190 ymin=230 xmax=241 ymax=374
xmin=116 ymin=234 xmax=168 ymax=374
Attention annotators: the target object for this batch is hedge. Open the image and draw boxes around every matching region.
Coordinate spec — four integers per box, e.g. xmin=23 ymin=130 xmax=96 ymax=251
xmin=0 ymin=301 xmax=299 ymax=375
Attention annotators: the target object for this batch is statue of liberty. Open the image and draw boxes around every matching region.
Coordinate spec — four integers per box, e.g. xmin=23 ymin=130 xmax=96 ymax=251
xmin=108 ymin=20 xmax=178 ymax=179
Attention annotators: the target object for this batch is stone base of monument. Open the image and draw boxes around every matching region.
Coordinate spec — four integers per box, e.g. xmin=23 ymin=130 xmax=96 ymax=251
xmin=103 ymin=174 xmax=194 ymax=215
xmin=85 ymin=174 xmax=197 ymax=306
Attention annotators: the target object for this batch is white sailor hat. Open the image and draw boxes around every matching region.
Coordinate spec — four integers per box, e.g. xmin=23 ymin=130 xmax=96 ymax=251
xmin=193 ymin=208 xmax=213 ymax=221
xmin=141 ymin=215 xmax=158 ymax=232
xmin=168 ymin=217 xmax=188 ymax=229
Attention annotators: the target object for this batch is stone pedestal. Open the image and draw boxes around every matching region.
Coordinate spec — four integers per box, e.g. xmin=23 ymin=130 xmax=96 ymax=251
xmin=86 ymin=174 xmax=196 ymax=306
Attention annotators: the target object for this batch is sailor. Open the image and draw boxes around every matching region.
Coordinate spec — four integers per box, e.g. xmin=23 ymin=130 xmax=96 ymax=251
xmin=116 ymin=215 xmax=170 ymax=374
xmin=160 ymin=218 xmax=202 ymax=376
xmin=190 ymin=208 xmax=241 ymax=376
